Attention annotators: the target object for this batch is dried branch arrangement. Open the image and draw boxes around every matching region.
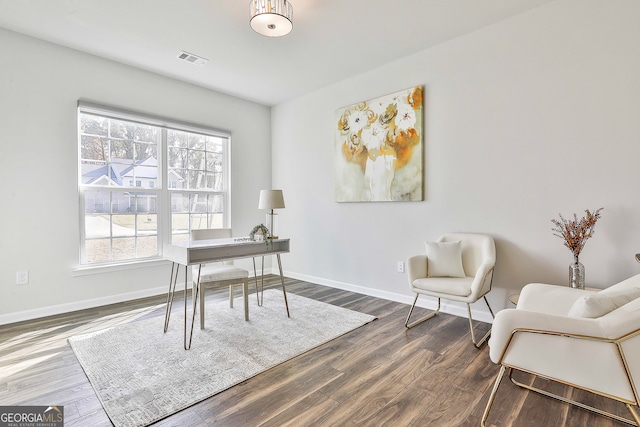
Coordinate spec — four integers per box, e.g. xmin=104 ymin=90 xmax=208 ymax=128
xmin=551 ymin=208 xmax=603 ymax=261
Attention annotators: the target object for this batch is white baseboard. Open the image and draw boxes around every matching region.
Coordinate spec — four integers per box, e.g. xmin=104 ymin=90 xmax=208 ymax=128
xmin=0 ymin=285 xmax=171 ymax=326
xmin=284 ymin=270 xmax=494 ymax=324
xmin=1 ymin=269 xmax=275 ymax=325
xmin=0 ymin=269 xmax=493 ymax=326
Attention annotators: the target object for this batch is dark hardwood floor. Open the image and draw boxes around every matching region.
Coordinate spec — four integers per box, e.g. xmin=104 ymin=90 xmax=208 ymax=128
xmin=0 ymin=276 xmax=630 ymax=426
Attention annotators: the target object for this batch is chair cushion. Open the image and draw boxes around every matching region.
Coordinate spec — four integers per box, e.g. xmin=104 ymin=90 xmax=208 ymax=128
xmin=193 ymin=263 xmax=249 ymax=282
xmin=424 ymin=240 xmax=466 ymax=278
xmin=412 ymin=277 xmax=473 ymax=297
xmin=568 ymin=287 xmax=640 ymax=318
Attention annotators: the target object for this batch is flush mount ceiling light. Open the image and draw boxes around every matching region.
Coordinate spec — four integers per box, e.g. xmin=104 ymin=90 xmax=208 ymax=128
xmin=250 ymin=0 xmax=293 ymax=37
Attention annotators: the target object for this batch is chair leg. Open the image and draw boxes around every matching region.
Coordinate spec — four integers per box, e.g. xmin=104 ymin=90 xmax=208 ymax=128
xmin=242 ymin=278 xmax=249 ymax=321
xmin=405 ymin=294 xmax=440 ymax=328
xmin=260 ymin=256 xmax=265 ymax=306
xmin=229 ymin=284 xmax=234 ymax=308
xmin=481 ymin=365 xmax=507 ymax=427
xmin=467 ymin=296 xmax=494 ymax=348
xmin=199 ymin=280 xmax=205 ymax=329
xmin=626 ymin=404 xmax=640 ymax=425
xmin=252 ymin=257 xmax=260 ymax=306
xmin=509 ymin=368 xmax=639 ymax=425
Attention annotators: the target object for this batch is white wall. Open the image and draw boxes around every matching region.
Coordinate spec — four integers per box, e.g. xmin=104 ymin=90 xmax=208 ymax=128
xmin=0 ymin=28 xmax=272 ymax=323
xmin=272 ymin=0 xmax=640 ymax=320
xmin=3 ymin=0 xmax=640 ymax=325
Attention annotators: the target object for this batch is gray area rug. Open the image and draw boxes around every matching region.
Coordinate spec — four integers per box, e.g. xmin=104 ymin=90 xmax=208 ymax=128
xmin=68 ymin=289 xmax=376 ymax=427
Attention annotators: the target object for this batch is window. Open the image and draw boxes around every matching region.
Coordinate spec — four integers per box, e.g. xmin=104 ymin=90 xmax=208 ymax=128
xmin=78 ymin=101 xmax=231 ymax=266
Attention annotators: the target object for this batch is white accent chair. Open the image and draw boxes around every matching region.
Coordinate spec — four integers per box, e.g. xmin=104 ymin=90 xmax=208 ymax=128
xmin=482 ymin=275 xmax=640 ymax=426
xmin=191 ymin=229 xmax=250 ymax=328
xmin=405 ymin=233 xmax=496 ymax=348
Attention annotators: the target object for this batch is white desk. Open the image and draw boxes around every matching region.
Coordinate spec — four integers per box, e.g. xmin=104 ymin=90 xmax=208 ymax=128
xmin=163 ymin=238 xmax=291 ymax=349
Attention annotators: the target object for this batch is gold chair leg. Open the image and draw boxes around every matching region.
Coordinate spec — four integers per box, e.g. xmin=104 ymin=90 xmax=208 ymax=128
xmin=404 ymin=294 xmax=440 ymax=328
xmin=467 ymin=296 xmax=494 ymax=348
xmin=481 ymin=365 xmax=507 ymax=427
xmin=627 ymin=404 xmax=640 ymax=425
xmin=509 ymin=368 xmax=639 ymax=426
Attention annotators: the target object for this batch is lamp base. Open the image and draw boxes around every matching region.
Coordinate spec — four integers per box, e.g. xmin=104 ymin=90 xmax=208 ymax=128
xmin=266 ymin=212 xmax=278 ymax=239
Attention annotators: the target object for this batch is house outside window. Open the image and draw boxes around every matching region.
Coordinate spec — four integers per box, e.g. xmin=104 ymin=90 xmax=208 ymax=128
xmin=78 ymin=101 xmax=231 ymax=266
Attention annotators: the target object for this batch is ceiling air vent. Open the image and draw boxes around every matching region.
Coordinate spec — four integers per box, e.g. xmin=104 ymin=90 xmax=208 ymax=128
xmin=177 ymin=51 xmax=208 ymax=66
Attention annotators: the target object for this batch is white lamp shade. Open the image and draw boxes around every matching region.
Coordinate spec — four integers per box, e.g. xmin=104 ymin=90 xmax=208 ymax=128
xmin=259 ymin=189 xmax=285 ymax=210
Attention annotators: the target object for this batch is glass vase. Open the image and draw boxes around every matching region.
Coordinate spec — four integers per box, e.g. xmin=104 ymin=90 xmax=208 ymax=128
xmin=569 ymin=260 xmax=585 ymax=289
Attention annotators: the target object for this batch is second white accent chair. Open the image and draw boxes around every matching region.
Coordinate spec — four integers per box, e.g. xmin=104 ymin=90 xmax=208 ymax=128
xmin=405 ymin=233 xmax=496 ymax=348
xmin=191 ymin=228 xmax=250 ymax=328
xmin=482 ymin=275 xmax=640 ymax=426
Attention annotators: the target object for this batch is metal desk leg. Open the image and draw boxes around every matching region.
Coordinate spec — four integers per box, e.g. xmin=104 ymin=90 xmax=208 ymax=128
xmin=277 ymin=254 xmax=290 ymax=317
xmin=184 ymin=265 xmax=200 ymax=350
xmin=183 ymin=265 xmax=188 ymax=348
xmin=164 ymin=262 xmax=199 ymax=350
xmin=252 ymin=256 xmax=265 ymax=306
xmin=164 ymin=262 xmax=179 ymax=333
xmin=196 ymin=265 xmax=206 ymax=330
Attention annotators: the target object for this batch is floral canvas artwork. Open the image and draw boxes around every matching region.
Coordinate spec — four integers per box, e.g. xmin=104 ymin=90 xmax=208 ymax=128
xmin=335 ymin=86 xmax=423 ymax=202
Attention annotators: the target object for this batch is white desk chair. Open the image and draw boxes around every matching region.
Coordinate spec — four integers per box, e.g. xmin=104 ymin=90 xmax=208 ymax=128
xmin=191 ymin=228 xmax=250 ymax=328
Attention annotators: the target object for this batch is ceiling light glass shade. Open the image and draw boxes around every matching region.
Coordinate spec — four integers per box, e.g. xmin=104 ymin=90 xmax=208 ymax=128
xmin=250 ymin=0 xmax=293 ymax=37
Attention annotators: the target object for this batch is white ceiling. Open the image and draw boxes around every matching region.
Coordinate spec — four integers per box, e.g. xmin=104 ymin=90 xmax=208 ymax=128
xmin=0 ymin=0 xmax=554 ymax=106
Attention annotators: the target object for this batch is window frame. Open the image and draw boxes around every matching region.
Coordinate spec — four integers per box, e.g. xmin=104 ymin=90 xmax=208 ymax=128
xmin=77 ymin=101 xmax=232 ymax=269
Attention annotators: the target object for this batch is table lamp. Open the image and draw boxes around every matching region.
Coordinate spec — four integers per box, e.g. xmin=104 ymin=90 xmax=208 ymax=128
xmin=258 ymin=189 xmax=285 ymax=239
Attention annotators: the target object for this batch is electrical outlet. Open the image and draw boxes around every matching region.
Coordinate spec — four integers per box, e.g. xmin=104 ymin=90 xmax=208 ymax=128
xmin=397 ymin=261 xmax=405 ymax=273
xmin=16 ymin=270 xmax=29 ymax=285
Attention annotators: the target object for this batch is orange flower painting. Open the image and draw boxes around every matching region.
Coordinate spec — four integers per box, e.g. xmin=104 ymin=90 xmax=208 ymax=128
xmin=335 ymin=86 xmax=423 ymax=202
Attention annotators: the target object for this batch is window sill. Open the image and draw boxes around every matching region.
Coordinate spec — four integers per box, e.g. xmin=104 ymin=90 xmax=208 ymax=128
xmin=71 ymin=258 xmax=170 ymax=276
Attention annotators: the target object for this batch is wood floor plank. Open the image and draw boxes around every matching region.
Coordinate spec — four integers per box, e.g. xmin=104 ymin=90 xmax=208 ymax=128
xmin=0 ymin=276 xmax=631 ymax=426
xmin=309 ymin=349 xmax=435 ymax=425
xmin=200 ymin=363 xmax=343 ymax=426
xmin=417 ymin=385 xmax=486 ymax=426
xmin=360 ymin=388 xmax=434 ymax=427
xmin=259 ymin=390 xmax=339 ymax=427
